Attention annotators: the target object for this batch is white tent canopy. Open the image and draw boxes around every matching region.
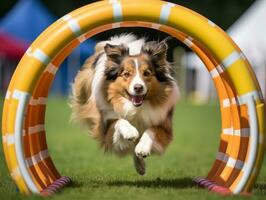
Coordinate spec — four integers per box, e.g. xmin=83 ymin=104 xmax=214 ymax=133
xmin=183 ymin=0 xmax=266 ymax=101
xmin=228 ymin=0 xmax=266 ymax=67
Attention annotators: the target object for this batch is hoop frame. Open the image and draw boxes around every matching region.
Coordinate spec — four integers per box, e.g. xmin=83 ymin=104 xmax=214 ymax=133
xmin=2 ymin=0 xmax=265 ymax=195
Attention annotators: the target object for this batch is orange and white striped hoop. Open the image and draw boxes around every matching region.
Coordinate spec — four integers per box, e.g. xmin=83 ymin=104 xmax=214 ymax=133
xmin=2 ymin=0 xmax=265 ymax=195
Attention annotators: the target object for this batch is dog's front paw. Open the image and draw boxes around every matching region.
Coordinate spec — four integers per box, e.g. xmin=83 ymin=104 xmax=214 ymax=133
xmin=135 ymin=141 xmax=151 ymax=158
xmin=135 ymin=130 xmax=154 ymax=158
xmin=114 ymin=119 xmax=139 ymax=141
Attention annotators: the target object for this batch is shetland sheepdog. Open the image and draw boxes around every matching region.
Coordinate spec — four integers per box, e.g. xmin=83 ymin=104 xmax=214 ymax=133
xmin=70 ymin=34 xmax=179 ymax=175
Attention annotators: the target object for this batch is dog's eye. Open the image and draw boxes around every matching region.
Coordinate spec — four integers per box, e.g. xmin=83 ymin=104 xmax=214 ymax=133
xmin=143 ymin=70 xmax=151 ymax=77
xmin=123 ymin=71 xmax=130 ymax=78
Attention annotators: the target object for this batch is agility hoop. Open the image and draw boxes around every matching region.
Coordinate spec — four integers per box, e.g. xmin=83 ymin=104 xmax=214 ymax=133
xmin=2 ymin=0 xmax=265 ymax=195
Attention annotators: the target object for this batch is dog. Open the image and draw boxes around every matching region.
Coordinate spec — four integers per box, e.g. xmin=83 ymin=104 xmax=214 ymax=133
xmin=70 ymin=34 xmax=179 ymax=175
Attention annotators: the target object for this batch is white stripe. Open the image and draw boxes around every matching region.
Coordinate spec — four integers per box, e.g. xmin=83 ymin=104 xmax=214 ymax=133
xmin=62 ymin=14 xmax=71 ymax=21
xmin=222 ymin=127 xmax=250 ymax=137
xmin=39 ymin=149 xmax=49 ymax=160
xmin=26 ymin=149 xmax=49 ymax=167
xmin=159 ymin=2 xmax=175 ymax=24
xmin=112 ymin=22 xmax=121 ymax=28
xmin=2 ymin=135 xmax=6 ymax=143
xmin=183 ymin=37 xmax=193 ymax=47
xmin=222 ymin=51 xmax=242 ymax=68
xmin=234 ymin=94 xmax=258 ymax=193
xmin=227 ymin=157 xmax=237 ymax=168
xmin=235 ymin=160 xmax=245 ymax=170
xmin=7 ymin=135 xmax=15 ymax=145
xmin=33 ymin=49 xmax=50 ymax=65
xmin=12 ymin=90 xmax=30 ymax=100
xmin=222 ymin=98 xmax=231 ymax=107
xmin=2 ymin=134 xmax=15 ymax=145
xmin=12 ymin=89 xmax=39 ymax=193
xmin=210 ymin=65 xmax=224 ymax=78
xmin=151 ymin=23 xmax=161 ymax=30
xmin=11 ymin=167 xmax=21 ymax=179
xmin=25 ymin=47 xmax=33 ymax=56
xmin=26 ymin=154 xmax=40 ymax=167
xmin=222 ymin=97 xmax=236 ymax=108
xmin=240 ymin=52 xmax=246 ymax=60
xmin=235 ymin=128 xmax=250 ymax=137
xmin=238 ymin=90 xmax=261 ymax=105
xmin=62 ymin=14 xmax=82 ymax=36
xmin=77 ymin=35 xmax=87 ymax=43
xmin=45 ymin=63 xmax=58 ymax=75
xmin=222 ymin=91 xmax=261 ymax=108
xmin=216 ymin=152 xmax=228 ymax=161
xmin=223 ymin=127 xmax=233 ymax=135
xmin=111 ymin=1 xmax=122 ymax=21
xmin=5 ymin=90 xmax=11 ymax=99
xmin=231 ymin=97 xmax=237 ymax=105
xmin=210 ymin=68 xmax=219 ymax=78
xmin=28 ymin=124 xmax=45 ymax=135
xmin=208 ymin=20 xmax=216 ymax=27
xmin=216 ymin=64 xmax=224 ymax=74
xmin=26 ymin=47 xmax=48 ymax=64
xmin=29 ymin=97 xmax=47 ymax=105
xmin=216 ymin=152 xmax=244 ymax=170
xmin=227 ymin=157 xmax=244 ymax=169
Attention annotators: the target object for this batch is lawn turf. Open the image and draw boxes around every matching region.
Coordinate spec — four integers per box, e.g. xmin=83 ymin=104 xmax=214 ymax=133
xmin=0 ymin=97 xmax=266 ymax=200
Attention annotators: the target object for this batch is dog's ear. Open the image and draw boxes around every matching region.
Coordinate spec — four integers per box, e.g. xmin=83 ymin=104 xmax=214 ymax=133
xmin=141 ymin=40 xmax=168 ymax=64
xmin=104 ymin=44 xmax=128 ymax=80
xmin=104 ymin=65 xmax=122 ymax=81
xmin=142 ymin=39 xmax=172 ymax=82
xmin=104 ymin=43 xmax=129 ymax=64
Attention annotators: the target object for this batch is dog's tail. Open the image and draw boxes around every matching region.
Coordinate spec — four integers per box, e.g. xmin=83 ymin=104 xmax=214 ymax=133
xmin=69 ymin=55 xmax=101 ymax=137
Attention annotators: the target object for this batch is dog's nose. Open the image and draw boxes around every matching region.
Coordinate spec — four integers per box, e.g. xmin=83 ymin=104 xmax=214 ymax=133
xmin=134 ymin=84 xmax=144 ymax=93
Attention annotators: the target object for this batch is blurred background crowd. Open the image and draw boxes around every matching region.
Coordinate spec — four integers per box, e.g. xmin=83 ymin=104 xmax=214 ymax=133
xmin=0 ymin=0 xmax=264 ymax=103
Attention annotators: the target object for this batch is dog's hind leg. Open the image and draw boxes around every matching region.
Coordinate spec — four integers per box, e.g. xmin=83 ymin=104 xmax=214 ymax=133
xmin=133 ymin=154 xmax=146 ymax=175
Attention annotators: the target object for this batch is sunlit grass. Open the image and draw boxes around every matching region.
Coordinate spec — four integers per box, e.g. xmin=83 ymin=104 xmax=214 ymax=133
xmin=0 ymin=97 xmax=265 ymax=200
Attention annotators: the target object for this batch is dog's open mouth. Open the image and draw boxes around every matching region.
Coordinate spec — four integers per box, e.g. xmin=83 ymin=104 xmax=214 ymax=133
xmin=126 ymin=90 xmax=146 ymax=107
xmin=131 ymin=95 xmax=145 ymax=107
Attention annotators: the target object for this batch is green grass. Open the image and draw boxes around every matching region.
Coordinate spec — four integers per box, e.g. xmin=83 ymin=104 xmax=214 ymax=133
xmin=0 ymin=97 xmax=266 ymax=200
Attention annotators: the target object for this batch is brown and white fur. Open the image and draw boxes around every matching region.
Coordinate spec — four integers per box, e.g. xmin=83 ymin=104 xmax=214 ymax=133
xmin=70 ymin=34 xmax=179 ymax=175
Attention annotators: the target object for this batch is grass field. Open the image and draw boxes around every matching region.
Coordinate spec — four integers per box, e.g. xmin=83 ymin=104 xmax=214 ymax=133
xmin=0 ymin=97 xmax=266 ymax=200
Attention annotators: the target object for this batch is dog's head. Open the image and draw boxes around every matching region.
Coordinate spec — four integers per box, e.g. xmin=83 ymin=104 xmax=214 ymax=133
xmin=104 ymin=40 xmax=174 ymax=108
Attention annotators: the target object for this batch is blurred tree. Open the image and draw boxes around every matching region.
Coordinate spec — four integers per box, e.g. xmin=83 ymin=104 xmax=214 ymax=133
xmin=0 ymin=0 xmax=17 ymax=18
xmin=0 ymin=0 xmax=256 ymax=60
xmin=0 ymin=0 xmax=255 ymax=30
xmin=170 ymin=0 xmax=256 ymax=29
xmin=43 ymin=0 xmax=256 ymax=29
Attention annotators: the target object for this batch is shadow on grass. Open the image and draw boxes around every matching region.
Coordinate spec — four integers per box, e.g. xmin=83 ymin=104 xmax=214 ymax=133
xmin=254 ymin=183 xmax=266 ymax=195
xmin=106 ymin=177 xmax=195 ymax=189
xmin=70 ymin=177 xmax=196 ymax=189
xmin=70 ymin=181 xmax=83 ymax=188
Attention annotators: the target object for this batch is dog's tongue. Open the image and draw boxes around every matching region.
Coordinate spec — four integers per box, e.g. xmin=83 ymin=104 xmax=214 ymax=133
xmin=132 ymin=95 xmax=144 ymax=107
